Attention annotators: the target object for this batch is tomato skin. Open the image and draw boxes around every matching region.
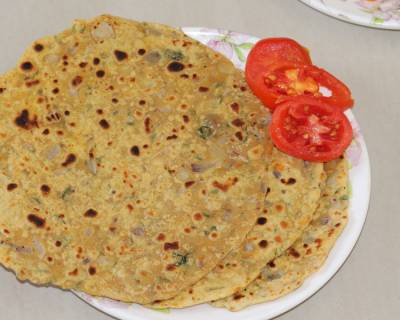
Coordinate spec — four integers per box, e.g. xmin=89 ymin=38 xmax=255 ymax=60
xmin=269 ymin=97 xmax=353 ymax=162
xmin=304 ymin=65 xmax=354 ymax=111
xmin=246 ymin=38 xmax=312 ymax=110
xmin=247 ymin=38 xmax=312 ymax=67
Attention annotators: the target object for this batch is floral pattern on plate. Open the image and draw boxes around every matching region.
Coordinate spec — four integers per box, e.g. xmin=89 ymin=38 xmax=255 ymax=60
xmin=300 ymin=0 xmax=400 ymax=29
xmin=181 ymin=28 xmax=259 ymax=68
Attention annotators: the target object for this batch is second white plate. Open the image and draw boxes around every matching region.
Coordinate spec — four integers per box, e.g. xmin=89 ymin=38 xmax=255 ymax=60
xmin=300 ymin=0 xmax=400 ymax=30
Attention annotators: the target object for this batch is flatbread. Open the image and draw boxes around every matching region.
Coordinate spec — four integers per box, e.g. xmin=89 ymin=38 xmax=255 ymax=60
xmin=212 ymin=158 xmax=349 ymax=311
xmin=0 ymin=15 xmax=271 ymax=303
xmin=151 ymin=149 xmax=325 ymax=308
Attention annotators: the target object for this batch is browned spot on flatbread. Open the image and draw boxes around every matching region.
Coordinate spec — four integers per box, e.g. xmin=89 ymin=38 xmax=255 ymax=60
xmin=20 ymin=61 xmax=33 ymax=71
xmin=71 ymin=75 xmax=83 ymax=86
xmin=130 ymin=146 xmax=140 ymax=156
xmin=114 ymin=50 xmax=128 ymax=61
xmin=257 ymin=217 xmax=267 ymax=225
xmin=166 ymin=134 xmax=178 ymax=140
xmin=68 ymin=268 xmax=78 ymax=276
xmin=27 ymin=214 xmax=46 ymax=228
xmin=185 ymin=181 xmax=195 ymax=188
xmin=7 ymin=183 xmax=18 ymax=191
xmin=230 ymin=102 xmax=239 ymax=113
xmin=34 ymin=43 xmax=44 ymax=52
xmin=40 ymin=185 xmax=50 ymax=195
xmin=280 ymin=221 xmax=288 ymax=229
xmin=231 ymin=118 xmax=244 ymax=127
xmin=96 ymin=70 xmax=105 ymax=78
xmin=157 ymin=233 xmax=165 ymax=241
xmin=193 ymin=213 xmax=203 ymax=221
xmin=267 ymin=260 xmax=276 ymax=268
xmin=84 ymin=209 xmax=98 ymax=218
xmin=235 ymin=131 xmax=243 ymax=141
xmin=166 ymin=264 xmax=176 ymax=271
xmin=25 ymin=79 xmax=40 ymax=87
xmin=288 ymin=247 xmax=300 ymax=258
xmin=144 ymin=117 xmax=151 ymax=133
xmin=258 ymin=240 xmax=268 ymax=248
xmin=15 ymin=110 xmax=38 ymax=130
xmin=164 ymin=242 xmax=179 ymax=251
xmin=233 ymin=292 xmax=245 ymax=300
xmin=62 ymin=154 xmax=76 ymax=167
xmin=212 ymin=177 xmax=239 ymax=192
xmin=168 ymin=61 xmax=184 ymax=72
xmin=99 ymin=119 xmax=110 ymax=129
xmin=198 ymin=86 xmax=209 ymax=92
xmin=88 ymin=266 xmax=97 ymax=275
xmin=280 ymin=178 xmax=296 ymax=185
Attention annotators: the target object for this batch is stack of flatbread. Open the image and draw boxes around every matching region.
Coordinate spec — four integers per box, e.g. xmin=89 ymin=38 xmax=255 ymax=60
xmin=0 ymin=15 xmax=349 ymax=311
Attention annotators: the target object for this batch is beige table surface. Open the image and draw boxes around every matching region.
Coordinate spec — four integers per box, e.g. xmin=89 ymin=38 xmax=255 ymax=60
xmin=0 ymin=0 xmax=399 ymax=319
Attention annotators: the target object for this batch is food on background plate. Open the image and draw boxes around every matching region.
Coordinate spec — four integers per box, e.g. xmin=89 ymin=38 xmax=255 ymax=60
xmin=212 ymin=158 xmax=349 ymax=311
xmin=0 ymin=14 xmax=354 ymax=313
xmin=0 ymin=15 xmax=271 ymax=304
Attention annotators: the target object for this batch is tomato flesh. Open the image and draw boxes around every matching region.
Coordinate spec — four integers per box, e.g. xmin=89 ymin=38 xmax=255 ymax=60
xmin=261 ymin=63 xmax=354 ymax=111
xmin=269 ymin=97 xmax=353 ymax=162
xmin=262 ymin=62 xmax=320 ymax=107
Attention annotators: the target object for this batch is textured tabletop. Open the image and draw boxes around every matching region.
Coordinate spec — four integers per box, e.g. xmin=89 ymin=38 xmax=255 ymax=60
xmin=0 ymin=0 xmax=399 ymax=319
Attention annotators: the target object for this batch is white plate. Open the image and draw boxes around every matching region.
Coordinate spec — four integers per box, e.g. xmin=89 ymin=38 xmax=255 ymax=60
xmin=300 ymin=0 xmax=400 ymax=30
xmin=75 ymin=28 xmax=371 ymax=320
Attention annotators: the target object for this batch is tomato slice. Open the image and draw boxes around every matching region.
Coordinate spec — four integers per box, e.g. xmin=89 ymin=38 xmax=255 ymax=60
xmin=269 ymin=97 xmax=353 ymax=162
xmin=251 ymin=62 xmax=354 ymax=111
xmin=246 ymin=38 xmax=312 ymax=110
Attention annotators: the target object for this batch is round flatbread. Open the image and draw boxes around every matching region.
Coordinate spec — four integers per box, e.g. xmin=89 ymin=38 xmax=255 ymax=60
xmin=152 ymin=149 xmax=325 ymax=308
xmin=0 ymin=15 xmax=270 ymax=303
xmin=212 ymin=158 xmax=349 ymax=311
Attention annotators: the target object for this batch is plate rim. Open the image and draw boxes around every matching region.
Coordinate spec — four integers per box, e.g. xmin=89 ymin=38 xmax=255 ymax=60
xmin=299 ymin=0 xmax=400 ymax=30
xmin=74 ymin=27 xmax=372 ymax=320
